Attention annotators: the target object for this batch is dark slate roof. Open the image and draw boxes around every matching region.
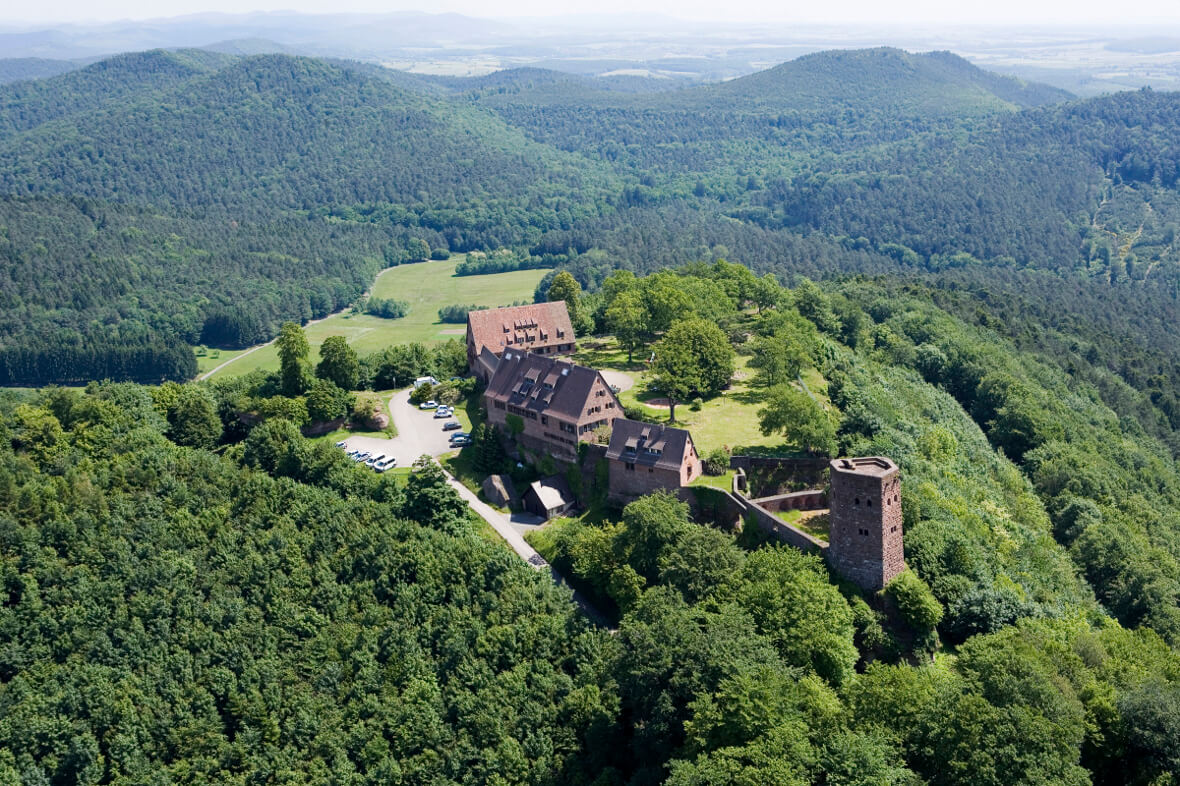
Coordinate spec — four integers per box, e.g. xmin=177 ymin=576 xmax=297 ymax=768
xmin=484 ymin=350 xmax=617 ymax=422
xmin=467 ymin=301 xmax=574 ymax=357
xmin=475 ymin=345 xmax=500 ymax=378
xmin=605 ymin=418 xmax=694 ymax=472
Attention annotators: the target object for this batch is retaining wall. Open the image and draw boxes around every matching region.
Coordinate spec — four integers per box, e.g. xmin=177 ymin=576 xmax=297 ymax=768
xmin=729 ymin=455 xmax=830 ymax=498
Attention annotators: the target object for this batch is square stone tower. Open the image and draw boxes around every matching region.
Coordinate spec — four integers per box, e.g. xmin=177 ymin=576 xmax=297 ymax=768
xmin=827 ymin=457 xmax=904 ymax=591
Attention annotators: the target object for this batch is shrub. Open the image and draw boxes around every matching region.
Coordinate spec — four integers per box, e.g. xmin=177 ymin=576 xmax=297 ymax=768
xmin=689 ymin=397 xmax=704 ymax=411
xmin=409 ymin=383 xmax=435 ymax=405
xmin=365 ymin=297 xmax=409 ymax=319
xmin=703 ymin=448 xmax=731 ymax=476
xmin=438 ymin=304 xmax=486 ymax=323
xmin=885 ymin=570 xmax=944 ymax=645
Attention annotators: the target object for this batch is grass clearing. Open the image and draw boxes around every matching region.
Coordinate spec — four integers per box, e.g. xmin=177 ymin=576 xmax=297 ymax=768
xmin=784 ymin=510 xmax=831 ymax=540
xmin=575 ymin=334 xmax=835 ymax=458
xmin=194 ymin=347 xmax=248 ymax=374
xmin=207 ymin=256 xmax=550 ymax=379
xmin=689 ymin=469 xmax=737 ymax=491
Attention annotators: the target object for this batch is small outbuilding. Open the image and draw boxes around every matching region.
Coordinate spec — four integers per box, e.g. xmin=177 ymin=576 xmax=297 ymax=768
xmin=523 ymin=475 xmax=576 ymax=520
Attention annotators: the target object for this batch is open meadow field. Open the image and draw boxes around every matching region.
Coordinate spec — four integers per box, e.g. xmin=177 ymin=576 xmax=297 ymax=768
xmin=205 ymin=256 xmax=551 ymax=379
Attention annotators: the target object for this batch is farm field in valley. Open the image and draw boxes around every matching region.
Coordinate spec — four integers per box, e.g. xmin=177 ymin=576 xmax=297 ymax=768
xmin=205 ymin=256 xmax=551 ymax=379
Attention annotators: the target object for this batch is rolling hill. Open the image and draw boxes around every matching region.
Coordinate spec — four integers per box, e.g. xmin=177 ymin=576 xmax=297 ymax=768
xmin=0 ymin=50 xmax=615 ymax=384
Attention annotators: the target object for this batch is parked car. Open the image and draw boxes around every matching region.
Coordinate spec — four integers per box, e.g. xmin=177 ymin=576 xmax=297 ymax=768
xmin=433 ymin=408 xmax=453 ymax=419
xmin=335 ymin=440 xmax=348 ymax=448
xmin=374 ymin=458 xmax=397 ymax=472
xmin=442 ymin=420 xmax=462 ymax=431
xmin=353 ymin=452 xmax=371 ymax=462
xmin=418 ymin=400 xmax=438 ymax=410
xmin=449 ymin=435 xmax=473 ymax=447
xmin=365 ymin=454 xmax=385 ymax=467
xmin=346 ymin=449 xmax=361 ymax=458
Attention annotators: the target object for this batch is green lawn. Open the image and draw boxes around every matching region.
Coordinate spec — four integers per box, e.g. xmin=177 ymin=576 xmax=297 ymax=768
xmin=206 ymin=256 xmax=551 ymax=379
xmin=194 ymin=347 xmax=248 ymax=375
xmin=781 ymin=510 xmax=830 ymax=541
xmin=689 ymin=469 xmax=737 ymax=491
xmin=576 ymin=335 xmax=835 ymax=458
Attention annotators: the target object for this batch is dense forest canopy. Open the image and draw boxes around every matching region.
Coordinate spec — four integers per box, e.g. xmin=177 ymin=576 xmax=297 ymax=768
xmin=6 ymin=258 xmax=1180 ymax=782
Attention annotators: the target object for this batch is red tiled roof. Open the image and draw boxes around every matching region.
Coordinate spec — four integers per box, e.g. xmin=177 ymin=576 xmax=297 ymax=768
xmin=467 ymin=302 xmax=574 ymax=357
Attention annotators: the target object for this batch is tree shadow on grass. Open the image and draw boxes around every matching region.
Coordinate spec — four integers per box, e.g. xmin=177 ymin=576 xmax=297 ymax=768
xmin=728 ymin=387 xmax=769 ymax=406
xmin=733 ymin=443 xmax=816 ymax=459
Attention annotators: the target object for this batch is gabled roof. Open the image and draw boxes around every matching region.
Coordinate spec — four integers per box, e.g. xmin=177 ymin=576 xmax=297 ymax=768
xmin=606 ymin=418 xmax=695 ymax=472
xmin=467 ymin=302 xmax=575 ymax=356
xmin=527 ymin=475 xmax=573 ymax=511
xmin=485 ymin=350 xmax=618 ymax=422
xmin=475 ymin=345 xmax=500 ymax=378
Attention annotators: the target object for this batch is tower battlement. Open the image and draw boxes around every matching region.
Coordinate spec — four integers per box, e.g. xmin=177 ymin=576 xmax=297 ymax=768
xmin=826 ymin=457 xmax=905 ymax=591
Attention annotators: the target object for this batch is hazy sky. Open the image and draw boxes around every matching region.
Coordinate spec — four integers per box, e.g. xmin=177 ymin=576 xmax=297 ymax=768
xmin=4 ymin=0 xmax=1180 ymax=25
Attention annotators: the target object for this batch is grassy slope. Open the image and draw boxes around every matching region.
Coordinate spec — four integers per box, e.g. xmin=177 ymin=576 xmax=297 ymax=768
xmin=207 ymin=257 xmax=550 ymax=379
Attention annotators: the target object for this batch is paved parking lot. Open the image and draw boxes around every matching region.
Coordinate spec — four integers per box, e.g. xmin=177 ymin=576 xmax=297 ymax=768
xmin=336 ymin=390 xmax=465 ymax=469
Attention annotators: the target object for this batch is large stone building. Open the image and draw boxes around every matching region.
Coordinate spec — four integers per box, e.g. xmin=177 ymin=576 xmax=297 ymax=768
xmin=484 ymin=350 xmax=621 ymax=462
xmin=605 ymin=418 xmax=703 ymax=504
xmin=466 ymin=302 xmax=576 ymax=380
xmin=826 ymin=456 xmax=905 ymax=591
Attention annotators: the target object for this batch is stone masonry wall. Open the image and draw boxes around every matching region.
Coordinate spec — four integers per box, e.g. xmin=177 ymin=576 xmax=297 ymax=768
xmin=827 ymin=460 xmax=904 ymax=591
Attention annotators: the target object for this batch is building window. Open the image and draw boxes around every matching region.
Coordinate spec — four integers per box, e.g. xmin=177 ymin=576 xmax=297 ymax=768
xmin=494 ymin=401 xmax=506 ymax=410
xmin=854 ymin=497 xmax=860 ymax=506
xmin=626 ymin=462 xmax=635 ymax=471
xmin=648 ymin=468 xmax=654 ymax=473
xmin=541 ymin=415 xmax=548 ymax=425
xmin=866 ymin=499 xmax=872 ymax=508
xmin=890 ymin=526 xmax=897 ymax=533
xmin=858 ymin=528 xmax=869 ymax=536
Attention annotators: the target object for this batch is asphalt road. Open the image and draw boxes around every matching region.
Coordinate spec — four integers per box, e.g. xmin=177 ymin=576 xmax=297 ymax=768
xmin=337 ymin=390 xmax=461 ymax=469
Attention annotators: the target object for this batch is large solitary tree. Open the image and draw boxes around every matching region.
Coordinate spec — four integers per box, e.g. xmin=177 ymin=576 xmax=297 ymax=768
xmin=547 ymin=271 xmax=592 ymax=335
xmin=651 ymin=318 xmax=734 ymax=422
xmin=276 ymin=321 xmax=312 ymax=396
xmin=316 ymin=335 xmax=360 ymax=391
xmin=606 ymin=290 xmax=648 ymax=361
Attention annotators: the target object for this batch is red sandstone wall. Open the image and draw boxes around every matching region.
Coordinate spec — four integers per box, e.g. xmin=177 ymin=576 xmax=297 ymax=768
xmin=608 ymin=461 xmax=684 ymax=504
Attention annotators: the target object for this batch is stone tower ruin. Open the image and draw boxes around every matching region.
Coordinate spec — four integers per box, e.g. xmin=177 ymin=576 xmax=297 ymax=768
xmin=827 ymin=457 xmax=905 ymax=591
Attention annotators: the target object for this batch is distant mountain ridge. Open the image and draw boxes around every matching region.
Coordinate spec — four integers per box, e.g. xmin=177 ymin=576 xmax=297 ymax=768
xmin=0 ymin=50 xmax=609 ymax=211
xmin=458 ymin=47 xmax=1072 ymax=114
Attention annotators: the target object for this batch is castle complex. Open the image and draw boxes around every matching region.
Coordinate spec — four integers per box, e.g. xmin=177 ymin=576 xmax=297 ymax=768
xmin=467 ymin=303 xmax=906 ymax=592
xmin=826 ymin=457 xmax=905 ymax=590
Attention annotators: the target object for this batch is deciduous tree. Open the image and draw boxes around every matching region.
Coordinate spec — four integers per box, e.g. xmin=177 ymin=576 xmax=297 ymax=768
xmin=652 ymin=318 xmax=734 ymax=422
xmin=316 ymin=335 xmax=360 ymax=391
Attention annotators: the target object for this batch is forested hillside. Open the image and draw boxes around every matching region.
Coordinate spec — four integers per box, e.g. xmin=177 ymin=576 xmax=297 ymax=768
xmin=0 ymin=51 xmax=612 ymax=384
xmin=5 ymin=265 xmax=1180 ymax=782
xmin=4 ymin=44 xmax=1180 ymax=458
